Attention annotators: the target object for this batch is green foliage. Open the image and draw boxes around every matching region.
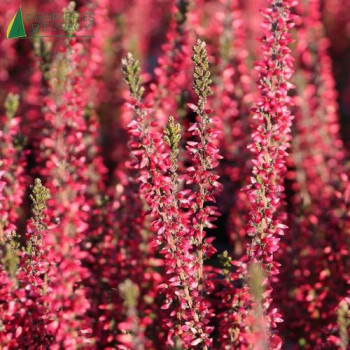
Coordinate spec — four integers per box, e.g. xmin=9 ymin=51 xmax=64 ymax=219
xmin=338 ymin=300 xmax=350 ymax=350
xmin=30 ymin=178 xmax=50 ymax=234
xmin=4 ymin=93 xmax=19 ymax=119
xmin=12 ymin=132 xmax=27 ymax=152
xmin=218 ymin=250 xmax=232 ymax=278
xmin=33 ymin=38 xmax=52 ymax=84
xmin=121 ymin=53 xmax=144 ymax=101
xmin=2 ymin=232 xmax=20 ymax=278
xmin=163 ymin=116 xmax=181 ymax=154
xmin=63 ymin=1 xmax=79 ymax=37
xmin=192 ymin=39 xmax=212 ymax=100
xmin=248 ymin=263 xmax=265 ymax=304
xmin=298 ymin=338 xmax=307 ymax=347
xmin=175 ymin=0 xmax=189 ymax=27
xmin=119 ymin=279 xmax=139 ymax=309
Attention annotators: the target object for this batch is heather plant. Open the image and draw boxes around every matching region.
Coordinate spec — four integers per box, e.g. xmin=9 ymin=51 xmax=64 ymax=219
xmin=0 ymin=93 xmax=27 ymax=239
xmin=276 ymin=0 xmax=350 ymax=346
xmin=1 ymin=0 xmax=350 ymax=349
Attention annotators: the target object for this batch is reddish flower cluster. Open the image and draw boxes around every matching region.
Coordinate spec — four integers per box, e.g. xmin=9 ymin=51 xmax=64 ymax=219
xmin=1 ymin=0 xmax=350 ymax=349
xmin=121 ymin=39 xmax=221 ymax=348
xmin=244 ymin=2 xmax=296 ymax=346
xmin=276 ymin=0 xmax=350 ymax=347
xmin=0 ymin=94 xmax=27 ymax=238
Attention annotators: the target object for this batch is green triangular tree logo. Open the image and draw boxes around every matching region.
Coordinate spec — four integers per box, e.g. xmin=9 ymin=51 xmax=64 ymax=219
xmin=7 ymin=6 xmax=27 ymax=39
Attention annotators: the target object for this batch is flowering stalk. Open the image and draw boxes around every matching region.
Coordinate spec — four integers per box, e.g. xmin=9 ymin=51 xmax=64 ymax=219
xmin=212 ymin=0 xmax=253 ymax=255
xmin=147 ymin=0 xmax=192 ymax=125
xmin=0 ymin=170 xmax=18 ymax=348
xmin=245 ymin=0 xmax=297 ymax=344
xmin=0 ymin=93 xmax=27 ymax=239
xmin=66 ymin=6 xmax=116 ymax=345
xmin=124 ymin=52 xmax=211 ymax=346
xmin=122 ymin=42 xmax=220 ymax=347
xmin=247 ymin=263 xmax=270 ymax=350
xmin=337 ymin=299 xmax=350 ymax=350
xmin=216 ymin=252 xmax=252 ymax=349
xmin=122 ymin=51 xmax=190 ymax=347
xmin=120 ymin=52 xmax=163 ymax=348
xmin=33 ymin=11 xmax=96 ymax=343
xmin=187 ymin=39 xmax=221 ymax=287
xmin=27 ymin=178 xmax=50 ymax=256
xmin=276 ymin=0 xmax=350 ymax=346
xmin=118 ymin=279 xmax=147 ymax=350
xmin=184 ymin=39 xmax=222 ymax=347
xmin=159 ymin=116 xmax=207 ymax=346
xmin=1 ymin=179 xmax=53 ymax=348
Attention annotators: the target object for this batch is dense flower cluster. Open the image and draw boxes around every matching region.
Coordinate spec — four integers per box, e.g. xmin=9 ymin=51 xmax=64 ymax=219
xmin=244 ymin=1 xmax=296 ymax=346
xmin=0 ymin=0 xmax=350 ymax=349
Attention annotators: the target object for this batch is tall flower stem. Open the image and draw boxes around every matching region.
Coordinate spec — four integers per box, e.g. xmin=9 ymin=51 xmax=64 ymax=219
xmin=245 ymin=0 xmax=297 ymax=346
